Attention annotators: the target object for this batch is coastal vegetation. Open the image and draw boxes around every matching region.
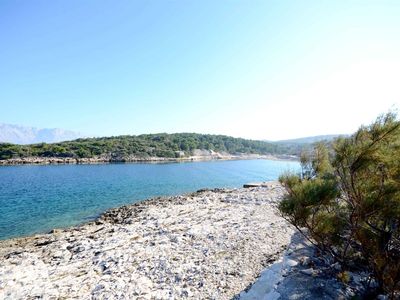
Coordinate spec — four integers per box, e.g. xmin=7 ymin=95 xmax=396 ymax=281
xmin=0 ymin=133 xmax=300 ymax=160
xmin=279 ymin=112 xmax=400 ymax=297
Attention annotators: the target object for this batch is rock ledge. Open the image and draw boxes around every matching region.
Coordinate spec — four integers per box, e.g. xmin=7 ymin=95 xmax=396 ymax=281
xmin=0 ymin=182 xmax=294 ymax=299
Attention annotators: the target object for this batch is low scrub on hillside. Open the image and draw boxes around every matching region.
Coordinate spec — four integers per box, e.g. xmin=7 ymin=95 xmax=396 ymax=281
xmin=279 ymin=112 xmax=400 ymax=298
xmin=0 ymin=133 xmax=283 ymax=160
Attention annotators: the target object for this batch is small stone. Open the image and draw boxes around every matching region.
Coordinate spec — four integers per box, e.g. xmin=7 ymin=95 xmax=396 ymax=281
xmin=331 ymin=262 xmax=341 ymax=271
xmin=300 ymin=268 xmax=316 ymax=276
xmin=300 ymin=256 xmax=311 ymax=266
xmin=92 ymin=284 xmax=105 ymax=294
xmin=286 ymin=259 xmax=298 ymax=267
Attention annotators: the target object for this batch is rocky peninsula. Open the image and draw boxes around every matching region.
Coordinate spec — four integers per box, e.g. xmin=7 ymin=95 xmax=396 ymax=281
xmin=0 ymin=182 xmax=296 ymax=299
xmin=0 ymin=181 xmax=370 ymax=299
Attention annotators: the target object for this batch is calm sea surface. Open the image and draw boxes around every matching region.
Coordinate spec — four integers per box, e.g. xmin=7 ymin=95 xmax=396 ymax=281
xmin=0 ymin=159 xmax=299 ymax=240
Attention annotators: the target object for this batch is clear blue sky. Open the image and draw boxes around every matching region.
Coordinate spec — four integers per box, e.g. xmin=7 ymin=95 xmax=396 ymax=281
xmin=1 ymin=1 xmax=399 ymax=140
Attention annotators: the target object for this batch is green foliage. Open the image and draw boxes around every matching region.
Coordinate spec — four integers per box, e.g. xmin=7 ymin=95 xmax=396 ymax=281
xmin=0 ymin=133 xmax=285 ymax=160
xmin=299 ymin=142 xmax=333 ymax=179
xmin=279 ymin=112 xmax=400 ymax=297
xmin=337 ymin=271 xmax=351 ymax=284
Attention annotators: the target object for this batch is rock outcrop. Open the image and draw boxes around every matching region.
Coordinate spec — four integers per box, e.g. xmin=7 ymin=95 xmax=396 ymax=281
xmin=0 ymin=183 xmax=294 ymax=299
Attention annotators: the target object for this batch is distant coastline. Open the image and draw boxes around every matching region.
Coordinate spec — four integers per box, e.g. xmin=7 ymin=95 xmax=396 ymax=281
xmin=0 ymin=153 xmax=298 ymax=166
xmin=0 ymin=133 xmax=304 ymax=166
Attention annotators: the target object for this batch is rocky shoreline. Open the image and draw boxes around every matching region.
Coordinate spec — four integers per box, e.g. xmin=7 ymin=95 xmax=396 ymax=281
xmin=0 ymin=153 xmax=298 ymax=166
xmin=0 ymin=182 xmax=295 ymax=299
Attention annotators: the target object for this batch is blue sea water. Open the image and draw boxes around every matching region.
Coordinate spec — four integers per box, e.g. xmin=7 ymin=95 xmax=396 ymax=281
xmin=0 ymin=159 xmax=299 ymax=240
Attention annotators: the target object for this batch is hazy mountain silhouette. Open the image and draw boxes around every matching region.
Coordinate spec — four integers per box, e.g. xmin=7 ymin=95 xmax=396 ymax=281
xmin=0 ymin=123 xmax=85 ymax=144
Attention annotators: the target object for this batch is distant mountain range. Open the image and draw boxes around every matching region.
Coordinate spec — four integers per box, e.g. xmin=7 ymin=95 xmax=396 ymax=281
xmin=0 ymin=123 xmax=85 ymax=144
xmin=272 ymin=134 xmax=349 ymax=144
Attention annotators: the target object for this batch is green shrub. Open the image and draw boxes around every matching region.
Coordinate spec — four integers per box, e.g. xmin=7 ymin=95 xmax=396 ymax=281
xmin=279 ymin=112 xmax=400 ymax=297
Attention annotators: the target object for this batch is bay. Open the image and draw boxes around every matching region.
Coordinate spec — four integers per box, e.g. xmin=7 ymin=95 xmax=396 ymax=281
xmin=0 ymin=159 xmax=299 ymax=240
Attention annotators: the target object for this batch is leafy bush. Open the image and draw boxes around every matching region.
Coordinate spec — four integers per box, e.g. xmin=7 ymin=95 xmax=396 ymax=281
xmin=279 ymin=112 xmax=400 ymax=297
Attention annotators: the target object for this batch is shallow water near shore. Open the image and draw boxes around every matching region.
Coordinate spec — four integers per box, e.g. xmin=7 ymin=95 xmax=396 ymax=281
xmin=0 ymin=159 xmax=299 ymax=240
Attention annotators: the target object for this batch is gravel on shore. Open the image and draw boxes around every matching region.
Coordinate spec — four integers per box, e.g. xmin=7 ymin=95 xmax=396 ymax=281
xmin=0 ymin=182 xmax=294 ymax=299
